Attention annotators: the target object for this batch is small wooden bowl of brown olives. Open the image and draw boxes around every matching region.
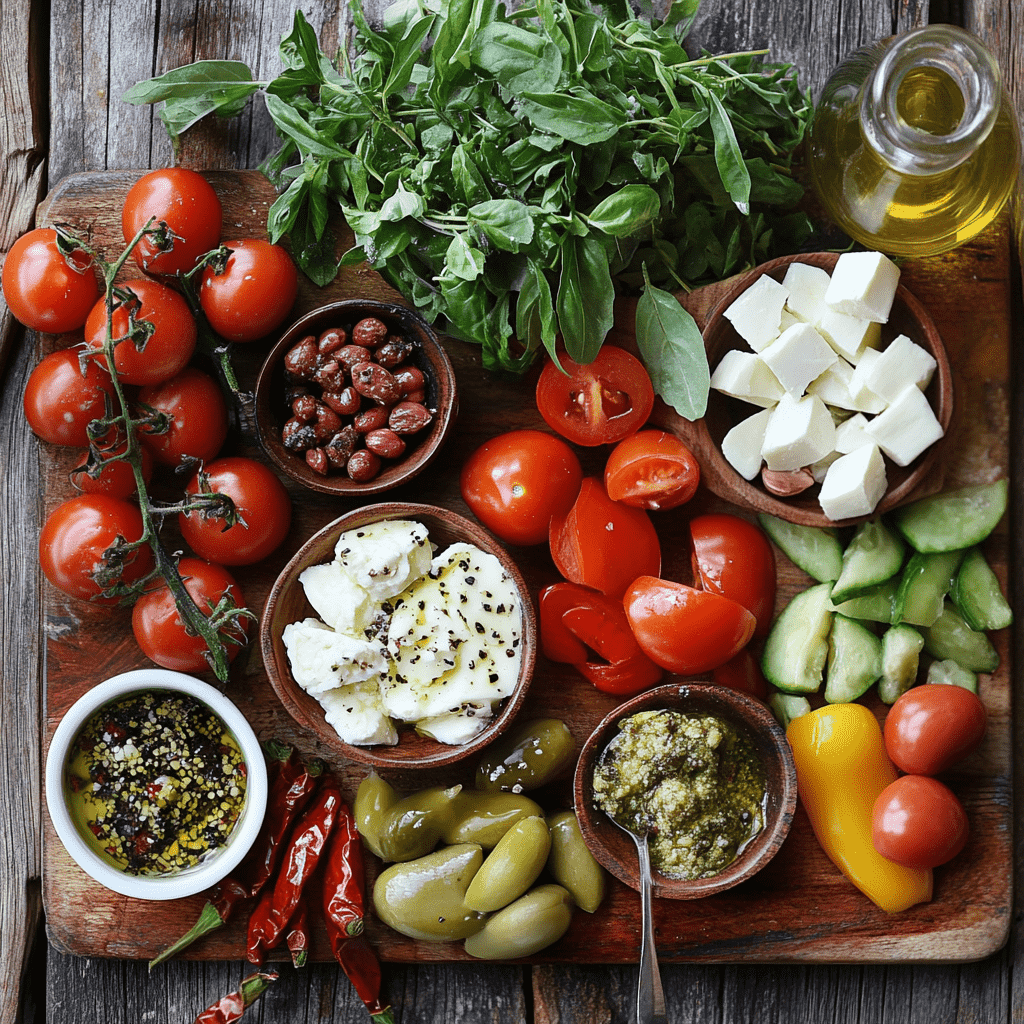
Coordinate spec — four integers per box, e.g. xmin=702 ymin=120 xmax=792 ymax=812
xmin=254 ymin=299 xmax=458 ymax=496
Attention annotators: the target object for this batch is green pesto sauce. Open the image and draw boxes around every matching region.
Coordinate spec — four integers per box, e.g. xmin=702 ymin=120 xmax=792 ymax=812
xmin=65 ymin=691 xmax=247 ymax=876
xmin=592 ymin=710 xmax=766 ymax=881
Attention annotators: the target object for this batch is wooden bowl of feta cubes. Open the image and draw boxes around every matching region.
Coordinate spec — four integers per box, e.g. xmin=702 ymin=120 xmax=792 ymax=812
xmin=260 ymin=502 xmax=537 ymax=769
xmin=699 ymin=252 xmax=953 ymax=527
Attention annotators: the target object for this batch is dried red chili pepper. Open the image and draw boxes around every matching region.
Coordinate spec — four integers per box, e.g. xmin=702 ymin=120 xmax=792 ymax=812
xmin=286 ymin=895 xmax=310 ymax=968
xmin=193 ymin=971 xmax=277 ymax=1024
xmin=245 ymin=886 xmax=276 ymax=966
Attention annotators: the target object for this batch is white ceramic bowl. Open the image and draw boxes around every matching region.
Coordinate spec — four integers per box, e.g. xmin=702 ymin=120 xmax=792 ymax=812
xmin=45 ymin=669 xmax=268 ymax=901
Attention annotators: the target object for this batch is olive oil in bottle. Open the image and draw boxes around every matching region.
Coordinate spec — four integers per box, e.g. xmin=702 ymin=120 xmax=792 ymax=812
xmin=807 ymin=25 xmax=1021 ymax=257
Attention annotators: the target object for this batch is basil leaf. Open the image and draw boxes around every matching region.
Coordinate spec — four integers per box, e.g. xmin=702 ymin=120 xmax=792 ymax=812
xmin=471 ymin=22 xmax=562 ymax=95
xmin=516 ymin=258 xmax=557 ymax=362
xmin=468 ymin=199 xmax=535 ymax=252
xmin=264 ymin=93 xmax=350 ymax=160
xmin=587 ymin=185 xmax=661 ymax=238
xmin=708 ymin=91 xmax=752 ymax=214
xmin=383 ymin=15 xmax=436 ymax=100
xmin=446 ymin=234 xmax=487 ymax=280
xmin=519 ymin=92 xmax=627 ymax=145
xmin=557 ymin=234 xmax=614 ymax=364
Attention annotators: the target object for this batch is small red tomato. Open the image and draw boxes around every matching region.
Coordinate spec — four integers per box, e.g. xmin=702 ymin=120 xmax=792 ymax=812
xmin=623 ymin=576 xmax=756 ymax=675
xmin=712 ymin=647 xmax=769 ymax=700
xmin=604 ymin=429 xmax=700 ymax=510
xmin=460 ymin=429 xmax=583 ymax=545
xmin=884 ymin=684 xmax=987 ymax=776
xmin=71 ymin=437 xmax=154 ymax=500
xmin=137 ymin=366 xmax=229 ymax=468
xmin=23 ymin=348 xmax=116 ymax=447
xmin=872 ymin=775 xmax=970 ymax=869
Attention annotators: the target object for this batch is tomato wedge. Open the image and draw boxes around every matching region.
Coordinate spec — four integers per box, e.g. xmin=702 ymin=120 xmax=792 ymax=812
xmin=712 ymin=647 xmax=769 ymax=700
xmin=536 ymin=346 xmax=654 ymax=446
xmin=604 ymin=430 xmax=700 ymax=510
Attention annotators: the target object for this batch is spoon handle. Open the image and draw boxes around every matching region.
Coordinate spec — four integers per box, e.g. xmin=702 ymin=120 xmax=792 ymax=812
xmin=635 ymin=834 xmax=667 ymax=1024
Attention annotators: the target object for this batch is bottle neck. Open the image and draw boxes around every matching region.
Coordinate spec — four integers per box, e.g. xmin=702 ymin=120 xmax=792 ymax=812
xmin=860 ymin=25 xmax=1001 ymax=175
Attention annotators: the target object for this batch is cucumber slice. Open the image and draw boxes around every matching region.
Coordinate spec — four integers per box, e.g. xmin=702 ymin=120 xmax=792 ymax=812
xmin=824 ymin=614 xmax=882 ymax=703
xmin=831 ymin=520 xmax=906 ymax=604
xmin=762 ymin=582 xmax=834 ymax=694
xmin=920 ymin=601 xmax=1000 ymax=673
xmin=769 ymin=692 xmax=811 ymax=729
xmin=925 ymin=659 xmax=979 ymax=693
xmin=757 ymin=514 xmax=843 ymax=582
xmin=832 ymin=578 xmax=899 ymax=623
xmin=892 ymin=550 xmax=966 ymax=627
xmin=893 ymin=479 xmax=1008 ymax=553
xmin=951 ymin=547 xmax=1012 ymax=631
xmin=877 ymin=624 xmax=924 ymax=704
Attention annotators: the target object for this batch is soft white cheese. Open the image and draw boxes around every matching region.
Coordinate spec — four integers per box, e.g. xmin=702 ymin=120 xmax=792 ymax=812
xmin=282 ymin=618 xmax=388 ymax=697
xmin=807 ymin=358 xmax=858 ymax=410
xmin=834 ymin=413 xmax=874 ymax=454
xmin=761 ymin=393 xmax=836 ymax=472
xmin=860 ymin=333 xmax=937 ymax=404
xmin=710 ymin=350 xmax=784 ymax=407
xmin=782 ymin=262 xmax=831 ymax=325
xmin=318 ymin=679 xmax=398 ymax=747
xmin=809 ymin=449 xmax=842 ymax=484
xmin=721 ymin=407 xmax=772 ymax=481
xmin=824 ymin=251 xmax=901 ymax=323
xmin=723 ymin=274 xmax=789 ymax=352
xmin=817 ymin=309 xmax=882 ymax=364
xmin=760 ymin=323 xmax=838 ymax=397
xmin=818 ymin=443 xmax=888 ymax=519
xmin=415 ymin=705 xmax=495 ymax=745
xmin=846 ymin=349 xmax=889 ymax=414
xmin=334 ymin=519 xmax=433 ymax=602
xmin=298 ymin=561 xmax=375 ymax=635
xmin=864 ymin=384 xmax=945 ymax=466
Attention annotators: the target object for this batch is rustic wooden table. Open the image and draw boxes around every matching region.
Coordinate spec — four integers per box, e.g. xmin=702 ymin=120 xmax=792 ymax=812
xmin=1 ymin=0 xmax=1021 ymax=1022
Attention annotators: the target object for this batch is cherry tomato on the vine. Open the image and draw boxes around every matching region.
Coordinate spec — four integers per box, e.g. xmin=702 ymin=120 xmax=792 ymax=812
xmin=623 ymin=576 xmax=756 ymax=676
xmin=883 ymin=684 xmax=987 ymax=776
xmin=84 ymin=278 xmax=197 ymax=386
xmin=122 ymin=168 xmax=223 ymax=276
xmin=536 ymin=346 xmax=654 ymax=446
xmin=2 ymin=228 xmax=99 ymax=333
xmin=38 ymin=494 xmax=153 ymax=603
xmin=199 ymin=239 xmax=298 ymax=343
xmin=23 ymin=348 xmax=115 ymax=447
xmin=549 ymin=477 xmax=660 ymax=598
xmin=604 ymin=429 xmax=700 ymax=510
xmin=70 ymin=435 xmax=153 ymax=500
xmin=138 ymin=367 xmax=229 ymax=468
xmin=460 ymin=429 xmax=582 ymax=546
xmin=132 ymin=557 xmax=248 ymax=673
xmin=179 ymin=457 xmax=292 ymax=566
xmin=871 ymin=775 xmax=970 ymax=869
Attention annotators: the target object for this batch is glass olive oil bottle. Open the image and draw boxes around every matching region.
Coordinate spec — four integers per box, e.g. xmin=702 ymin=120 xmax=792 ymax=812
xmin=807 ymin=25 xmax=1021 ymax=257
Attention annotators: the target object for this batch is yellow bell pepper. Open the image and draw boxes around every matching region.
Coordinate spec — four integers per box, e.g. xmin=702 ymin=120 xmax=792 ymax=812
xmin=787 ymin=702 xmax=932 ymax=914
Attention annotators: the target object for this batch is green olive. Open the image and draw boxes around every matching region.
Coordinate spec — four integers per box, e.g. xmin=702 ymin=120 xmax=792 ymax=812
xmin=463 ymin=884 xmax=574 ymax=960
xmin=373 ymin=844 xmax=488 ymax=942
xmin=375 ymin=784 xmax=463 ymax=863
xmin=442 ymin=791 xmax=544 ymax=848
xmin=354 ymin=772 xmax=399 ymax=860
xmin=464 ymin=816 xmax=551 ymax=913
xmin=475 ymin=718 xmax=575 ymax=793
xmin=545 ymin=811 xmax=606 ymax=914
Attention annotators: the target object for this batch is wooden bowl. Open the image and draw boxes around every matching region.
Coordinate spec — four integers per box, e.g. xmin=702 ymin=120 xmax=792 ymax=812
xmin=697 ymin=252 xmax=953 ymax=527
xmin=573 ymin=683 xmax=797 ymax=900
xmin=260 ymin=502 xmax=536 ymax=769
xmin=254 ymin=299 xmax=458 ymax=496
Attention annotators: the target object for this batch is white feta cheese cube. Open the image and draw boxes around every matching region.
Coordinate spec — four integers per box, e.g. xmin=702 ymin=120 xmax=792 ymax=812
xmin=710 ymin=350 xmax=784 ymax=408
xmin=760 ymin=323 xmax=839 ymax=396
xmin=779 ymin=309 xmax=801 ymax=331
xmin=817 ymin=309 xmax=882 ymax=364
xmin=847 ymin=349 xmax=889 ymax=414
xmin=721 ymin=408 xmax=772 ymax=481
xmin=861 ymin=334 xmax=937 ymax=403
xmin=334 ymin=519 xmax=433 ymax=602
xmin=282 ymin=618 xmax=388 ymax=696
xmin=824 ymin=251 xmax=901 ymax=323
xmin=864 ymin=385 xmax=944 ymax=466
xmin=723 ymin=275 xmax=789 ymax=352
xmin=415 ymin=704 xmax=495 ymax=745
xmin=818 ymin=443 xmax=888 ymax=519
xmin=761 ymin=393 xmax=836 ymax=472
xmin=317 ymin=678 xmax=398 ymax=746
xmin=298 ymin=561 xmax=375 ymax=635
xmin=809 ymin=450 xmax=842 ymax=484
xmin=782 ymin=262 xmax=831 ymax=325
xmin=834 ymin=413 xmax=874 ymax=454
xmin=807 ymin=358 xmax=859 ymax=410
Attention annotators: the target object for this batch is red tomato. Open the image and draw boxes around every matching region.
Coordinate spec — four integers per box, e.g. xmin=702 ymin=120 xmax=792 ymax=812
xmin=604 ymin=430 xmax=700 ymax=510
xmin=623 ymin=576 xmax=756 ymax=675
xmin=23 ymin=348 xmax=115 ymax=446
xmin=84 ymin=279 xmax=197 ymax=386
xmin=138 ymin=367 xmax=229 ymax=468
xmin=872 ymin=775 xmax=970 ymax=869
xmin=179 ymin=457 xmax=292 ymax=566
xmin=549 ymin=477 xmax=660 ymax=597
xmin=199 ymin=239 xmax=299 ymax=342
xmin=690 ymin=513 xmax=776 ymax=639
xmin=536 ymin=346 xmax=654 ymax=446
xmin=712 ymin=647 xmax=769 ymax=700
xmin=884 ymin=684 xmax=987 ymax=776
xmin=460 ymin=430 xmax=583 ymax=545
xmin=132 ymin=557 xmax=248 ymax=673
xmin=71 ymin=437 xmax=154 ymax=499
xmin=38 ymin=494 xmax=153 ymax=603
xmin=2 ymin=228 xmax=99 ymax=333
xmin=122 ymin=168 xmax=223 ymax=276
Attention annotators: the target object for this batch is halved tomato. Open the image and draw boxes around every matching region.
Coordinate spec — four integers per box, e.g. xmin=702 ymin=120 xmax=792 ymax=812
xmin=604 ymin=430 xmax=700 ymax=510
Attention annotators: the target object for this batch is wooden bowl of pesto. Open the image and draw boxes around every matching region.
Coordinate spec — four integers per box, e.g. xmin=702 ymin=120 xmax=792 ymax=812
xmin=573 ymin=683 xmax=797 ymax=900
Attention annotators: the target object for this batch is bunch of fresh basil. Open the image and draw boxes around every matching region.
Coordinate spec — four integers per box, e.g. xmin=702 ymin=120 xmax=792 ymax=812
xmin=125 ymin=0 xmax=814 ymax=420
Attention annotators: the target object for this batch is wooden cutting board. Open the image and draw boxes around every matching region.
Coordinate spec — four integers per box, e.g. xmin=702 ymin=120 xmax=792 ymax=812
xmin=37 ymin=170 xmax=1012 ymax=964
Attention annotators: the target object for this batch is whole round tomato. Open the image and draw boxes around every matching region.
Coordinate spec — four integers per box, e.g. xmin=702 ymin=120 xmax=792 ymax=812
xmin=2 ymin=228 xmax=99 ymax=333
xmin=39 ymin=494 xmax=153 ymax=603
xmin=690 ymin=513 xmax=776 ymax=639
xmin=872 ymin=775 xmax=970 ymax=869
xmin=199 ymin=239 xmax=299 ymax=343
xmin=884 ymin=684 xmax=987 ymax=776
xmin=23 ymin=348 xmax=115 ymax=446
xmin=122 ymin=168 xmax=223 ymax=275
xmin=138 ymin=367 xmax=229 ymax=468
xmin=132 ymin=557 xmax=248 ymax=673
xmin=623 ymin=576 xmax=756 ymax=675
xmin=71 ymin=436 xmax=153 ymax=499
xmin=460 ymin=430 xmax=583 ymax=545
xmin=179 ymin=457 xmax=292 ymax=566
xmin=549 ymin=477 xmax=660 ymax=597
xmin=84 ymin=279 xmax=197 ymax=386
xmin=536 ymin=346 xmax=654 ymax=446
xmin=604 ymin=430 xmax=700 ymax=510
